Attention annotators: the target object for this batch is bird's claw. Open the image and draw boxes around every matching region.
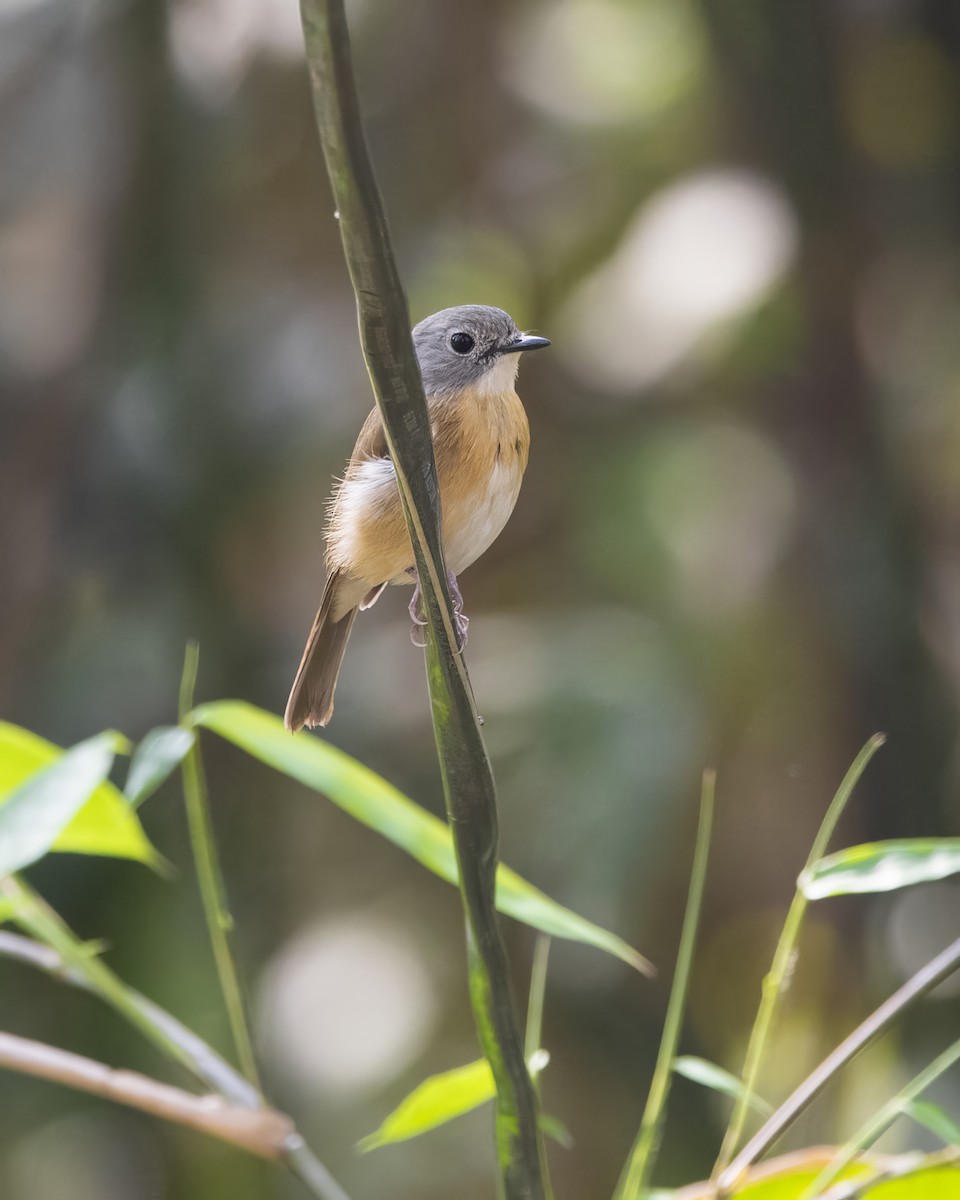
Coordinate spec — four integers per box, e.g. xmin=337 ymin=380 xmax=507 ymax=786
xmin=407 ymin=571 xmax=470 ymax=651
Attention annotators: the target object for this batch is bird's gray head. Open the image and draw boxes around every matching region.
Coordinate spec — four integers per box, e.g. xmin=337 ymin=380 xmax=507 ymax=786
xmin=412 ymin=305 xmax=550 ymax=397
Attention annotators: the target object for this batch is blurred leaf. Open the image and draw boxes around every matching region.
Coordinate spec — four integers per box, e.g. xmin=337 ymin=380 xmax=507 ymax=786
xmin=641 ymin=1156 xmax=960 ymax=1197
xmin=538 ymin=1113 xmax=573 ymax=1149
xmin=188 ymin=701 xmax=651 ymax=972
xmin=0 ymin=898 xmax=20 ymax=925
xmin=673 ymin=1056 xmax=773 ymax=1116
xmin=359 ymin=1051 xmax=550 ymax=1151
xmin=801 ymin=840 xmax=960 ymax=900
xmin=0 ymin=729 xmax=156 ymax=874
xmin=0 ymin=722 xmax=154 ymax=864
xmin=125 ymin=726 xmax=195 ymax=809
xmin=904 ymin=1100 xmax=960 ymax=1147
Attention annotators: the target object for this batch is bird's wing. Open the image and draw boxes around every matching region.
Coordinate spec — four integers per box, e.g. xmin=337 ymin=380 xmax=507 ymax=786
xmin=346 ymin=407 xmax=389 ymax=467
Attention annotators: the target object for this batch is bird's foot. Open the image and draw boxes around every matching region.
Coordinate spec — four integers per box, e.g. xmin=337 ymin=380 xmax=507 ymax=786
xmin=408 ymin=580 xmax=428 ymax=647
xmin=446 ymin=571 xmax=469 ymax=651
xmin=406 ymin=570 xmax=469 ymax=651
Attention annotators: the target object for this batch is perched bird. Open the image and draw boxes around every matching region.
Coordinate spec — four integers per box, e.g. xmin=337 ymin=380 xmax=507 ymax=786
xmin=284 ymin=304 xmax=550 ymax=731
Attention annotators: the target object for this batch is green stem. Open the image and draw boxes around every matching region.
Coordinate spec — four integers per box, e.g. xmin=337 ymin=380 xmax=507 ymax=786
xmin=715 ymin=734 xmax=885 ymax=1173
xmin=801 ymin=1039 xmax=960 ymax=1199
xmin=178 ymin=643 xmax=260 ymax=1088
xmin=297 ymin=3 xmax=546 ymax=1196
xmin=525 ymin=936 xmax=551 ymax=1067
xmin=614 ymin=770 xmax=716 ymax=1200
xmin=716 ymin=935 xmax=960 ymax=1194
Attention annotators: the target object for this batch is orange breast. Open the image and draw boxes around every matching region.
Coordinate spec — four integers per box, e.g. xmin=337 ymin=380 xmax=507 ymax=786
xmin=327 ymin=388 xmax=529 ymax=590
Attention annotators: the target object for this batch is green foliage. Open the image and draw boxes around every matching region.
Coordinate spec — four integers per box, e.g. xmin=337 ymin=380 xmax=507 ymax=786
xmin=717 ymin=734 xmax=887 ymax=1173
xmin=672 ymin=1056 xmax=773 ymax=1117
xmin=124 ymin=726 xmax=196 ymax=809
xmin=906 ymin=1100 xmax=960 ymax=1148
xmin=1 ymin=705 xmax=958 ymax=1200
xmin=359 ymin=1051 xmax=553 ymax=1152
xmin=802 ymin=840 xmax=960 ymax=899
xmin=0 ymin=724 xmax=155 ymax=871
xmin=186 ymin=700 xmax=649 ymax=972
xmin=698 ymin=1162 xmax=960 ymax=1198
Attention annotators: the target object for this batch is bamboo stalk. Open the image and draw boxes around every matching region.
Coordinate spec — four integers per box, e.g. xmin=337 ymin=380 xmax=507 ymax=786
xmin=297 ymin=2 xmax=546 ymax=1194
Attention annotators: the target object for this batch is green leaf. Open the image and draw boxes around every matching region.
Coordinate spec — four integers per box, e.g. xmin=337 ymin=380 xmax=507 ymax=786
xmin=719 ymin=1164 xmax=944 ymax=1197
xmin=538 ymin=1113 xmax=573 ymax=1149
xmin=360 ymin=1059 xmax=496 ymax=1151
xmin=359 ymin=1051 xmax=550 ymax=1151
xmin=673 ymin=1056 xmax=774 ymax=1117
xmin=801 ymin=840 xmax=960 ymax=900
xmin=187 ymin=701 xmax=651 ymax=973
xmin=0 ymin=730 xmax=151 ymax=875
xmin=0 ymin=723 xmax=155 ymax=867
xmin=125 ymin=726 xmax=195 ymax=809
xmin=905 ymin=1099 xmax=960 ymax=1147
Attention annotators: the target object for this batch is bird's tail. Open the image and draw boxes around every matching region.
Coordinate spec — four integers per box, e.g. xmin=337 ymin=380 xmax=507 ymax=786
xmin=284 ymin=571 xmax=359 ymax=731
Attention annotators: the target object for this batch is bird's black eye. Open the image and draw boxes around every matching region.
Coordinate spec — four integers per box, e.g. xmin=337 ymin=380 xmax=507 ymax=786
xmin=450 ymin=332 xmax=475 ymax=355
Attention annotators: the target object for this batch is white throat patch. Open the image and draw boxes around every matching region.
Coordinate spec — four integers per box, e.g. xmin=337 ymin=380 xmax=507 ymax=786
xmin=475 ymin=353 xmax=521 ymax=397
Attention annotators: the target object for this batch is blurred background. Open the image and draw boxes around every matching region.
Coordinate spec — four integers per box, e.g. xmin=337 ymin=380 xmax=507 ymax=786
xmin=2 ymin=0 xmax=960 ymax=1195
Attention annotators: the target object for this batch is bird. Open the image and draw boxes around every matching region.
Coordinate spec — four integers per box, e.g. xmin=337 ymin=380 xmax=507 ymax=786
xmin=284 ymin=304 xmax=550 ymax=731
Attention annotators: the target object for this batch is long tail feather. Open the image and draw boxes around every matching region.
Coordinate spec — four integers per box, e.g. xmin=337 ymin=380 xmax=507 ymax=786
xmin=284 ymin=572 xmax=359 ymax=731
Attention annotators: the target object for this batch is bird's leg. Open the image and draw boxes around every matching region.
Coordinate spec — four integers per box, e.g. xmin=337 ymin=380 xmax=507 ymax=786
xmin=406 ymin=568 xmax=469 ymax=650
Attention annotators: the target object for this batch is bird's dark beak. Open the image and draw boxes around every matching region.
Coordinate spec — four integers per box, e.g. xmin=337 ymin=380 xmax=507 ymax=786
xmin=500 ymin=333 xmax=551 ymax=355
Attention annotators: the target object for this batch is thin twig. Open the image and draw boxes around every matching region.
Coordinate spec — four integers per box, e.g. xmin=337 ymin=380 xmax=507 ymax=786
xmin=800 ymin=1038 xmax=960 ymax=1198
xmin=297 ymin=2 xmax=546 ymax=1196
xmin=614 ymin=770 xmax=715 ymax=1199
xmin=0 ymin=923 xmax=259 ymax=1107
xmin=0 ymin=890 xmax=352 ymax=1200
xmin=715 ymin=735 xmax=885 ymax=1173
xmin=0 ymin=1031 xmax=292 ymax=1157
xmin=716 ymin=935 xmax=960 ymax=1195
xmin=178 ymin=643 xmax=261 ymax=1088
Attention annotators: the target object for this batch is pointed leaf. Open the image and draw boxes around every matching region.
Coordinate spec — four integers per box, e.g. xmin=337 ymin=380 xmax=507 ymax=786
xmin=360 ymin=1059 xmax=496 ymax=1151
xmin=188 ymin=701 xmax=651 ymax=973
xmin=801 ymin=840 xmax=960 ymax=900
xmin=905 ymin=1099 xmax=960 ymax=1147
xmin=360 ymin=1052 xmax=550 ymax=1151
xmin=125 ymin=726 xmax=195 ymax=809
xmin=0 ymin=723 xmax=156 ymax=867
xmin=673 ymin=1056 xmax=773 ymax=1116
xmin=538 ymin=1114 xmax=573 ymax=1149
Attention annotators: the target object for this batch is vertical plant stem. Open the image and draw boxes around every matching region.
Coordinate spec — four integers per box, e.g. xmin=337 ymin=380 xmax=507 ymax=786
xmin=525 ymin=936 xmax=551 ymax=1065
xmin=715 ymin=734 xmax=885 ymax=1174
xmin=297 ymin=2 xmax=546 ymax=1196
xmin=614 ymin=770 xmax=716 ymax=1200
xmin=178 ymin=643 xmax=260 ymax=1088
xmin=800 ymin=1038 xmax=960 ymax=1199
